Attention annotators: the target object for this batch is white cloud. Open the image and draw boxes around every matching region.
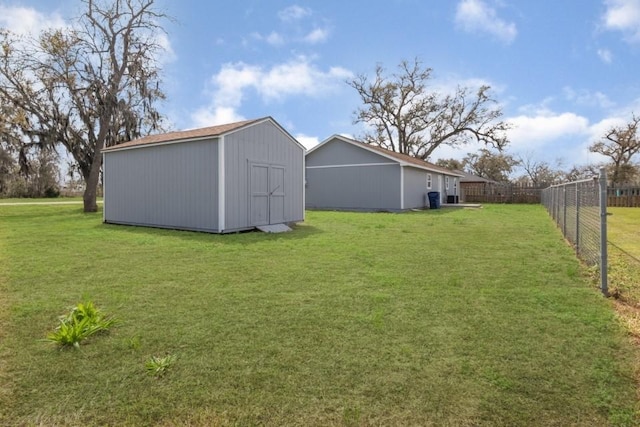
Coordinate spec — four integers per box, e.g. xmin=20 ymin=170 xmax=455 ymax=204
xmin=562 ymin=87 xmax=615 ymax=109
xmin=433 ymin=100 xmax=640 ymax=166
xmin=602 ymin=0 xmax=640 ymax=42
xmin=303 ymin=28 xmax=330 ymax=44
xmin=248 ymin=31 xmax=286 ymax=46
xmin=506 ymin=111 xmax=590 ymax=151
xmin=191 ymin=57 xmax=353 ymax=127
xmin=455 ymin=0 xmax=517 ymax=44
xmin=0 ymin=5 xmax=66 ymax=35
xmin=295 ymin=134 xmax=320 ymax=150
xmin=587 ymin=116 xmax=628 ymax=141
xmin=155 ymin=32 xmax=177 ymax=65
xmin=597 ymin=48 xmax=613 ymax=63
xmin=191 ymin=107 xmax=246 ymax=128
xmin=414 ymin=108 xmax=613 ymax=166
xmin=212 ymin=62 xmax=261 ymax=108
xmin=242 ymin=6 xmax=330 ymax=48
xmin=278 ymin=5 xmax=312 ymax=22
xmin=266 ymin=31 xmax=285 ymax=46
xmin=259 ymin=60 xmax=352 ymax=100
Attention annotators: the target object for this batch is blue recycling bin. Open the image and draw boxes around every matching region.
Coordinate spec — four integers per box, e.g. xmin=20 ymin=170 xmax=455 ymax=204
xmin=428 ymin=191 xmax=440 ymax=209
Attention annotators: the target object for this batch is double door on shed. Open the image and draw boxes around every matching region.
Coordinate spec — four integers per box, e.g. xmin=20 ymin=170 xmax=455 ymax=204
xmin=250 ymin=162 xmax=286 ymax=226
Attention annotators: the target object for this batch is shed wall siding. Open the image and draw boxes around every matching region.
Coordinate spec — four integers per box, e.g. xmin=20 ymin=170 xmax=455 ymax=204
xmin=306 ymin=164 xmax=401 ymax=211
xmin=306 ymin=137 xmax=395 ymax=167
xmin=104 ymin=139 xmax=219 ymax=231
xmin=223 ymin=121 xmax=304 ymax=231
xmin=403 ymin=167 xmax=430 ymax=209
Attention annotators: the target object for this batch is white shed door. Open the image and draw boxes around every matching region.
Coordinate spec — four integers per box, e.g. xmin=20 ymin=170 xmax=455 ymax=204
xmin=250 ymin=163 xmax=286 ymax=226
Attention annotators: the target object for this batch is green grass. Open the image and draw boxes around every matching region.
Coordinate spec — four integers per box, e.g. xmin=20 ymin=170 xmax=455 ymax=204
xmin=607 ymin=207 xmax=640 ymax=305
xmin=0 ymin=204 xmax=638 ymax=426
xmin=608 ymin=207 xmax=640 ymax=259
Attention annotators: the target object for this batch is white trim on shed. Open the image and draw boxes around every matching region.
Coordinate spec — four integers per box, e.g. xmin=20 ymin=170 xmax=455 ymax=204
xmin=308 ymin=134 xmax=464 ymax=177
xmin=218 ymin=134 xmax=226 ymax=232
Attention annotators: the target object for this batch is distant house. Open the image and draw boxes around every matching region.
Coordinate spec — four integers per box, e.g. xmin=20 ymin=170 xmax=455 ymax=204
xmin=102 ymin=117 xmax=305 ymax=233
xmin=305 ymin=135 xmax=463 ymax=211
xmin=456 ymin=170 xmax=499 ymax=202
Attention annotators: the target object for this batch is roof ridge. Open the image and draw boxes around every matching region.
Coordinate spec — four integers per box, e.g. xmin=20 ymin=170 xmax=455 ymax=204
xmin=330 ymin=135 xmax=462 ymax=176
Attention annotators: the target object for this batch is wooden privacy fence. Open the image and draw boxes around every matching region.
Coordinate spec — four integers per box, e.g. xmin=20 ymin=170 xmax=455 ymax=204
xmin=462 ymin=183 xmax=640 ymax=206
xmin=461 ymin=182 xmax=543 ymax=204
xmin=607 ymin=187 xmax=640 ymax=207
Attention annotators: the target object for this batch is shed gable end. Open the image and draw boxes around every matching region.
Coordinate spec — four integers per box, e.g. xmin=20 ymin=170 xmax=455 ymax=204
xmin=306 ymin=137 xmax=397 ymax=167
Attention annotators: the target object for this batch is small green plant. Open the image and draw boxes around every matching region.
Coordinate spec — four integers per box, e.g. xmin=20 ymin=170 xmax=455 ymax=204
xmin=126 ymin=336 xmax=141 ymax=351
xmin=46 ymin=301 xmax=116 ymax=348
xmin=145 ymin=354 xmax=177 ymax=377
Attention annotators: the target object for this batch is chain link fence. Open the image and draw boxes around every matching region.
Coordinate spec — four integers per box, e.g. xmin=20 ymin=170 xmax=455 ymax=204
xmin=541 ymin=168 xmax=608 ymax=294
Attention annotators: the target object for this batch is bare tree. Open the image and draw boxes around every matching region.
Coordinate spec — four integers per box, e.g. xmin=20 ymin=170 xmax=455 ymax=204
xmin=589 ymin=114 xmax=640 ymax=186
xmin=348 ymin=58 xmax=511 ymax=160
xmin=463 ymin=148 xmax=519 ymax=182
xmin=435 ymin=158 xmax=465 ymax=171
xmin=517 ymin=152 xmax=564 ymax=187
xmin=0 ymin=0 xmax=169 ymax=211
xmin=563 ymin=164 xmax=601 ymax=182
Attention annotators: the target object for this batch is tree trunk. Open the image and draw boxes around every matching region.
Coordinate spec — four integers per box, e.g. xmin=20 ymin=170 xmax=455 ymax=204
xmin=82 ymin=148 xmax=103 ymax=213
xmin=82 ymin=183 xmax=98 ymax=212
xmin=612 ymin=160 xmax=621 ymax=187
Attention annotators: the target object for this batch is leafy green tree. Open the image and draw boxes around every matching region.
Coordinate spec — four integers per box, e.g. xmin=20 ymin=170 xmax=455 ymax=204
xmin=348 ymin=58 xmax=511 ymax=160
xmin=0 ymin=0 xmax=169 ymax=211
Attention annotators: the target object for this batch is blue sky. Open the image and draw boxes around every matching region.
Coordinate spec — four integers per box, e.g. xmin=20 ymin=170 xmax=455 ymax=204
xmin=2 ymin=0 xmax=640 ymax=171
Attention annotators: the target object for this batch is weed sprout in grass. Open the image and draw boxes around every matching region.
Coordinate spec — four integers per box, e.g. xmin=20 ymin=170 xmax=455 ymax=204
xmin=46 ymin=301 xmax=116 ymax=348
xmin=145 ymin=354 xmax=177 ymax=377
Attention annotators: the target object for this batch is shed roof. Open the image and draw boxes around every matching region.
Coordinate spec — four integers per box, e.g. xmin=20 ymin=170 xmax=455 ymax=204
xmin=309 ymin=135 xmax=464 ymax=177
xmin=102 ymin=117 xmax=287 ymax=152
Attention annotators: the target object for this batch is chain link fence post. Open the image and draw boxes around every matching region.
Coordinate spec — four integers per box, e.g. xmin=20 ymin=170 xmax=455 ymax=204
xmin=599 ymin=167 xmax=608 ymax=296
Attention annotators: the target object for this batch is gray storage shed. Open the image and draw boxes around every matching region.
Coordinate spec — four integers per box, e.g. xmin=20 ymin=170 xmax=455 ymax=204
xmin=102 ymin=117 xmax=304 ymax=233
xmin=306 ymin=135 xmax=463 ymax=211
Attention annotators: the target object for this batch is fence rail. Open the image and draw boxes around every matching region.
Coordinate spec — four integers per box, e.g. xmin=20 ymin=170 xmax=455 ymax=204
xmin=541 ymin=168 xmax=608 ymax=294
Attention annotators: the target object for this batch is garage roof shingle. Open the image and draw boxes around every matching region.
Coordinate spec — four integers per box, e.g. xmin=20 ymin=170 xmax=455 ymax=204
xmin=101 ymin=118 xmax=263 ymax=152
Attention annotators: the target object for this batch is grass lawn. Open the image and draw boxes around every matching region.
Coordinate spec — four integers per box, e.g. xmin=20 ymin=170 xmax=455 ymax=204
xmin=607 ymin=208 xmax=640 ymax=334
xmin=0 ymin=204 xmax=638 ymax=426
xmin=608 ymin=208 xmax=640 ymax=260
xmin=607 ymin=208 xmax=640 ymax=304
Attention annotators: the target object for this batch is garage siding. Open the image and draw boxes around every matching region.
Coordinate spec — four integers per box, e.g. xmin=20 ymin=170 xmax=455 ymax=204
xmin=306 ymin=164 xmax=401 ymax=211
xmin=223 ymin=121 xmax=305 ymax=231
xmin=402 ymin=167 xmax=430 ymax=209
xmin=103 ymin=139 xmax=219 ymax=231
xmin=305 ymin=138 xmax=396 ymax=167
